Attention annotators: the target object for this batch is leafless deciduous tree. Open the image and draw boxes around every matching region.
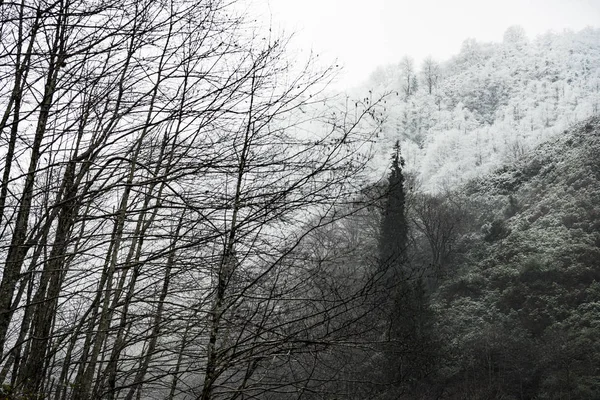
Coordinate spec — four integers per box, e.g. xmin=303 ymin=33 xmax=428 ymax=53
xmin=420 ymin=56 xmax=440 ymax=95
xmin=411 ymin=193 xmax=471 ymax=279
xmin=400 ymin=56 xmax=417 ymax=99
xmin=0 ymin=0 xmax=388 ymax=398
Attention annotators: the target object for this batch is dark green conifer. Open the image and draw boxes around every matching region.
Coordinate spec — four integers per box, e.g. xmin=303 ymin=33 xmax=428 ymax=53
xmin=378 ymin=142 xmax=439 ymax=392
xmin=379 ymin=140 xmax=408 ymax=272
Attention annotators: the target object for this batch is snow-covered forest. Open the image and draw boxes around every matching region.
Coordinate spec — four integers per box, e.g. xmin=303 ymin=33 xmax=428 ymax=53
xmin=0 ymin=0 xmax=599 ymax=399
xmin=364 ymin=26 xmax=600 ymax=191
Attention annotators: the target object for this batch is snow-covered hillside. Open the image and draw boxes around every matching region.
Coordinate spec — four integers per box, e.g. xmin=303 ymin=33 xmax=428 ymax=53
xmin=361 ymin=26 xmax=600 ymax=192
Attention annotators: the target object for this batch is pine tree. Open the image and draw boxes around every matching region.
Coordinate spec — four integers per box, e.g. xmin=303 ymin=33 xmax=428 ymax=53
xmin=377 ymin=142 xmax=439 ymax=393
xmin=379 ymin=141 xmax=408 ymax=273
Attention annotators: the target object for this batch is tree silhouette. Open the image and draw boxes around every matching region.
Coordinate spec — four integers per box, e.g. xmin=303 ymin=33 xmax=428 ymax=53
xmin=379 ymin=140 xmax=408 ymax=273
xmin=377 ymin=142 xmax=439 ymax=395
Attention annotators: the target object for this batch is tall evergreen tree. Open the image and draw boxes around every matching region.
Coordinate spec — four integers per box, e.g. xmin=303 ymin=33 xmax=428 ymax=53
xmin=377 ymin=142 xmax=439 ymax=395
xmin=379 ymin=141 xmax=408 ymax=272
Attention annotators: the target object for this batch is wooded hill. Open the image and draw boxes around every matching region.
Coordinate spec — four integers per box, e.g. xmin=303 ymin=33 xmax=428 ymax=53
xmin=425 ymin=116 xmax=600 ymax=399
xmin=365 ymin=26 xmax=600 ymax=192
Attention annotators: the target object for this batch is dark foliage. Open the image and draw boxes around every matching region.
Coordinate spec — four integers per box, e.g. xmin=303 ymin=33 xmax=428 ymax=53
xmin=430 ymin=117 xmax=600 ymax=399
xmin=379 ymin=141 xmax=409 ymax=271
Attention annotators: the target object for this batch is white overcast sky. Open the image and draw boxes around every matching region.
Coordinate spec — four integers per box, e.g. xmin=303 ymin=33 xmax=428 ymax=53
xmin=250 ymin=0 xmax=600 ymax=89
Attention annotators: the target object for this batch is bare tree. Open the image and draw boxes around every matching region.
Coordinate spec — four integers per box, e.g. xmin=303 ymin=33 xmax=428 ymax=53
xmin=0 ymin=0 xmax=389 ymax=399
xmin=411 ymin=192 xmax=471 ymax=280
xmin=421 ymin=56 xmax=441 ymax=95
xmin=400 ymin=56 xmax=417 ymax=98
